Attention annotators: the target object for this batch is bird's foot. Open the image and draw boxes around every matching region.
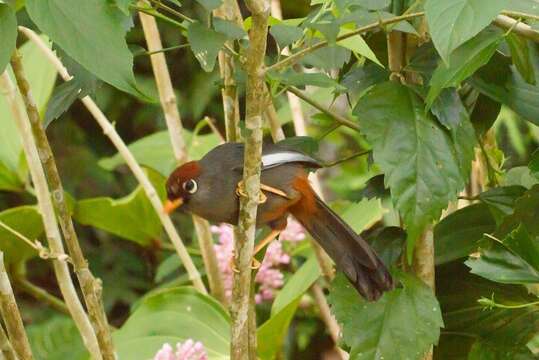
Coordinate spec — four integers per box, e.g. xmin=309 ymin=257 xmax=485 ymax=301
xmin=236 ymin=180 xmax=267 ymax=204
xmin=229 ymin=257 xmax=262 ymax=273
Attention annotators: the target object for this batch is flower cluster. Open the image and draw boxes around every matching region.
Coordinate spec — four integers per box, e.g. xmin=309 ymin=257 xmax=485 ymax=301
xmin=153 ymin=340 xmax=208 ymax=360
xmin=211 ymin=217 xmax=305 ymax=303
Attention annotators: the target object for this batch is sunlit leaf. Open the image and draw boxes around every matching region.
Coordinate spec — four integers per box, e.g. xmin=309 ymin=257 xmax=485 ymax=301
xmin=425 ymin=0 xmax=506 ymax=63
xmin=187 ymin=22 xmax=226 ymax=72
xmin=328 ymin=272 xmax=443 ymax=360
xmin=0 ymin=4 xmax=16 ymax=73
xmin=0 ymin=206 xmax=42 ymax=264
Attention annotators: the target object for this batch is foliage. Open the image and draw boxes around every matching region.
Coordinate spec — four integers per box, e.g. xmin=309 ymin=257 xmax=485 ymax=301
xmin=1 ymin=0 xmax=539 ymax=359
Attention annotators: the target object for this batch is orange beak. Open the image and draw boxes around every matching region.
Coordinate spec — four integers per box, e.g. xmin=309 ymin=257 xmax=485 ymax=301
xmin=163 ymin=198 xmax=184 ymax=214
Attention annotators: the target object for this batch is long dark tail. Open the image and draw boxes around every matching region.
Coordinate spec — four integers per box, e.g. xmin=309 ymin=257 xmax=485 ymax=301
xmin=291 ymin=192 xmax=394 ymax=301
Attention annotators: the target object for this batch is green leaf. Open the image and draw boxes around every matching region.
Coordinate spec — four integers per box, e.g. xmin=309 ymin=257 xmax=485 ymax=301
xmin=270 ymin=24 xmax=303 ymax=48
xmin=340 ymin=197 xmax=384 ymax=234
xmin=506 ymin=0 xmax=539 ymax=15
xmin=0 ymin=206 xmax=43 ymax=265
xmin=195 ymin=0 xmax=222 ymax=10
xmin=43 ymin=80 xmax=81 ymax=127
xmin=302 ymin=45 xmax=351 ymax=70
xmin=529 ymin=148 xmax=539 ymax=180
xmin=213 ymin=17 xmax=246 ymax=40
xmin=275 ymin=136 xmax=320 ymax=158
xmin=328 ymin=271 xmax=443 ymax=360
xmin=98 ymin=130 xmax=220 ymax=176
xmin=115 ymin=287 xmax=230 ymax=359
xmin=430 ymin=88 xmax=476 ymax=178
xmin=0 ymin=160 xmax=24 ymax=191
xmin=113 ymin=0 xmax=132 ymax=14
xmin=496 ymin=184 xmax=539 ymax=237
xmin=424 ymin=0 xmax=507 ymax=64
xmin=355 ymin=82 xmax=467 ymax=260
xmin=187 ymin=22 xmax=227 ymax=72
xmin=468 ymin=340 xmax=536 ymax=360
xmin=367 ymin=226 xmax=405 ymax=266
xmin=470 ymin=46 xmax=539 ymax=127
xmin=0 ymin=4 xmax=16 ymax=73
xmin=0 ymin=35 xmax=57 ymax=175
xmin=257 ymin=298 xmax=301 ymax=360
xmin=272 ymin=255 xmax=321 ymax=315
xmin=437 ymin=261 xmax=539 ymax=359
xmin=502 ymin=166 xmax=539 ymax=189
xmin=434 ymin=203 xmax=496 ymax=265
xmin=426 ymin=28 xmax=503 ymax=108
xmin=26 ymin=0 xmax=147 ymax=99
xmin=155 ymin=254 xmax=182 ymax=283
xmin=349 ymin=0 xmax=390 ymax=10
xmin=28 ymin=316 xmax=88 ymax=360
xmin=478 ymin=185 xmax=527 ymax=224
xmin=470 ymin=93 xmax=501 ymax=135
xmin=340 ymin=64 xmax=388 ymax=96
xmin=506 ymin=33 xmax=535 ymax=85
xmin=466 ymin=225 xmax=539 ymax=284
xmin=73 ymin=170 xmax=165 ymax=246
xmin=271 ymin=71 xmax=344 ymax=90
xmin=337 ymin=29 xmax=383 ymax=67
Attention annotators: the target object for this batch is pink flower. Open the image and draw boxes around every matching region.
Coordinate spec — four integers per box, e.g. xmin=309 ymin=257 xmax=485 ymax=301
xmin=279 ymin=217 xmax=306 ymax=242
xmin=153 ymin=340 xmax=208 ymax=360
xmin=211 ymin=224 xmax=234 ymax=300
xmin=211 ymin=217 xmax=304 ymax=303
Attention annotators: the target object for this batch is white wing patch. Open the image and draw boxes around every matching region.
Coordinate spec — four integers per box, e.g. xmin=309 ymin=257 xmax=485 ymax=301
xmin=261 ymin=151 xmax=320 ymax=169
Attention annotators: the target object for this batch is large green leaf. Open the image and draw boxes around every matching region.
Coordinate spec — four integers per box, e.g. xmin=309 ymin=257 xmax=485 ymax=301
xmin=478 ymin=185 xmax=527 ymax=224
xmin=337 ymin=29 xmax=382 ymax=67
xmin=426 ymin=29 xmax=503 ymax=108
xmin=436 ymin=262 xmax=539 ymax=359
xmin=26 ymin=0 xmax=146 ymax=99
xmin=424 ymin=0 xmax=506 ymax=64
xmin=187 ymin=22 xmax=227 ymax=72
xmin=0 ymin=160 xmax=24 ymax=191
xmin=73 ymin=170 xmax=165 ymax=246
xmin=115 ymin=287 xmax=230 ymax=359
xmin=340 ymin=197 xmax=384 ymax=234
xmin=506 ymin=33 xmax=535 ymax=85
xmin=470 ymin=46 xmax=539 ymax=126
xmin=434 ymin=203 xmax=496 ymax=265
xmin=366 ymin=226 xmax=405 ymax=266
xmin=270 ymin=24 xmax=303 ymax=49
xmin=27 ymin=316 xmax=88 ymax=360
xmin=328 ymin=272 xmax=443 ymax=360
xmin=0 ymin=35 xmax=57 ymax=177
xmin=355 ymin=82 xmax=467 ymax=259
xmin=0 ymin=206 xmax=43 ymax=264
xmin=466 ymin=228 xmax=539 ymax=284
xmin=98 ymin=130 xmax=220 ymax=176
xmin=0 ymin=4 xmax=16 ymax=73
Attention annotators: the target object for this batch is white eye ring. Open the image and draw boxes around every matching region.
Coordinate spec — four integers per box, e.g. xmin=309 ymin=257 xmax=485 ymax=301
xmin=182 ymin=179 xmax=198 ymax=194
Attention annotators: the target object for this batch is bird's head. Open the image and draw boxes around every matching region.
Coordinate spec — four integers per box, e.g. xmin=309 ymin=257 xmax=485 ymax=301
xmin=164 ymin=161 xmax=201 ymax=214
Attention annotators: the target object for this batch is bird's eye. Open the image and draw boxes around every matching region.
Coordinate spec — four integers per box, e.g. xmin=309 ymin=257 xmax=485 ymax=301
xmin=182 ymin=179 xmax=198 ymax=194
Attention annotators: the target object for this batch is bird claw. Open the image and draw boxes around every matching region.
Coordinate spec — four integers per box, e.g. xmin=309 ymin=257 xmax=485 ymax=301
xmin=236 ymin=180 xmax=267 ymax=204
xmin=229 ymin=257 xmax=261 ymax=273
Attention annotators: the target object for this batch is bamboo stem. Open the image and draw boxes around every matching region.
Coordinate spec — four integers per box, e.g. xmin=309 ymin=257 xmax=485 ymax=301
xmin=0 ymin=252 xmax=33 ymax=360
xmin=18 ymin=26 xmax=207 ymax=295
xmin=138 ymin=7 xmax=225 ymax=303
xmin=494 ymin=15 xmax=539 ymax=42
xmin=0 ymin=323 xmax=17 ymax=360
xmin=0 ymin=69 xmax=102 ymax=359
xmin=230 ymin=0 xmax=270 ymax=358
xmin=14 ymin=277 xmax=70 ymax=315
xmin=10 ymin=50 xmax=115 ymax=360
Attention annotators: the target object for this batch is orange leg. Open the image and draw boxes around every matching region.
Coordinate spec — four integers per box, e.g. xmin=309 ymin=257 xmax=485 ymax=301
xmin=230 ymin=229 xmax=281 ymax=272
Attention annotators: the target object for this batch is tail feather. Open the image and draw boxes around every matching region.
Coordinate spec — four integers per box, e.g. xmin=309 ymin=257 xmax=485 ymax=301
xmin=291 ymin=194 xmax=394 ymax=301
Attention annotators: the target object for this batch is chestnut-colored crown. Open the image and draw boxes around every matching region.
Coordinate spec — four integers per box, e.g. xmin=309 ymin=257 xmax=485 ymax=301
xmin=166 ymin=161 xmax=201 ymax=199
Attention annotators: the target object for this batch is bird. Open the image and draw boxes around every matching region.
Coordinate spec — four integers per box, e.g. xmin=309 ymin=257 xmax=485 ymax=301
xmin=163 ymin=142 xmax=394 ymax=301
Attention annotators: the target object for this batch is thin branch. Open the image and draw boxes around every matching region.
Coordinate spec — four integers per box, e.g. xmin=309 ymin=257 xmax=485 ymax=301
xmin=0 ymin=68 xmax=101 ymax=359
xmin=286 ymin=86 xmax=360 ymax=132
xmin=139 ymin=44 xmax=190 ymax=57
xmin=266 ymin=12 xmax=425 ymax=73
xmin=214 ymin=0 xmax=243 ymax=142
xmin=138 ymin=8 xmax=225 ymax=303
xmin=0 ymin=252 xmax=33 ymax=360
xmin=263 ymin=98 xmax=286 ymax=142
xmin=0 ymin=323 xmax=17 ymax=360
xmin=501 ymin=10 xmax=539 ymax=21
xmin=494 ymin=14 xmax=539 ymax=43
xmin=147 ymin=0 xmax=195 ymax=22
xmin=231 ymin=0 xmax=270 ymax=357
xmin=10 ymin=49 xmax=115 ymax=360
xmin=14 ymin=277 xmax=70 ymax=315
xmin=18 ymin=26 xmax=208 ymax=296
xmin=323 ymin=150 xmax=371 ymax=167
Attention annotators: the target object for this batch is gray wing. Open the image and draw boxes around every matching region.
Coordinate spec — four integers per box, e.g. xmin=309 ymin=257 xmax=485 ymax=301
xmin=261 ymin=150 xmax=322 ymax=170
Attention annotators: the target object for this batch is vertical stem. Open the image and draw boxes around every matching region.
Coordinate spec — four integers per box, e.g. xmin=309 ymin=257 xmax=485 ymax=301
xmin=0 ymin=323 xmax=17 ymax=360
xmin=230 ymin=0 xmax=270 ymax=358
xmin=138 ymin=8 xmax=226 ymax=303
xmin=10 ymin=50 xmax=115 ymax=360
xmin=0 ymin=70 xmax=102 ymax=359
xmin=214 ymin=0 xmax=243 ymax=142
xmin=18 ymin=26 xmax=207 ymax=295
xmin=0 ymin=252 xmax=33 ymax=360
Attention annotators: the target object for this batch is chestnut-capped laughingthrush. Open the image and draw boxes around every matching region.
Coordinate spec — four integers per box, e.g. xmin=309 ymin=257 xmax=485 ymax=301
xmin=164 ymin=142 xmax=393 ymax=301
